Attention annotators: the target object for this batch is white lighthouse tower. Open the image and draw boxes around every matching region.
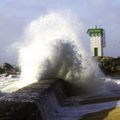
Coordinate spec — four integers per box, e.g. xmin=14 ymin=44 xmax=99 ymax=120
xmin=87 ymin=26 xmax=105 ymax=56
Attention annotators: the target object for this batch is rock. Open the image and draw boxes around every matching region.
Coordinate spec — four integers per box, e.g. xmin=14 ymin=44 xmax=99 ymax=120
xmin=0 ymin=66 xmax=4 ymax=74
xmin=97 ymin=56 xmax=120 ymax=75
xmin=0 ymin=63 xmax=20 ymax=75
xmin=3 ymin=63 xmax=14 ymax=71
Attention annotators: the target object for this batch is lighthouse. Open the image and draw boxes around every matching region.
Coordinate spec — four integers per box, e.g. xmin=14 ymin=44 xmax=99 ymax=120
xmin=87 ymin=26 xmax=105 ymax=56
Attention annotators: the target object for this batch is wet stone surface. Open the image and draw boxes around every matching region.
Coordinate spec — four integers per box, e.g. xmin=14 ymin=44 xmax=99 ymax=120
xmin=0 ymin=79 xmax=66 ymax=120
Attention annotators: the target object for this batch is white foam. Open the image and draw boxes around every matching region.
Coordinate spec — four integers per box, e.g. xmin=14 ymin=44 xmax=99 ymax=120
xmin=17 ymin=11 xmax=104 ymax=93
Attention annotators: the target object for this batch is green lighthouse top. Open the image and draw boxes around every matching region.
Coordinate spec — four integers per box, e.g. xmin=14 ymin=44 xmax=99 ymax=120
xmin=87 ymin=25 xmax=104 ymax=37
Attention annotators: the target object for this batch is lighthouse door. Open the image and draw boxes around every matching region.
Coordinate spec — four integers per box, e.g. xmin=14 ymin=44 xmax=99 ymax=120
xmin=94 ymin=48 xmax=98 ymax=56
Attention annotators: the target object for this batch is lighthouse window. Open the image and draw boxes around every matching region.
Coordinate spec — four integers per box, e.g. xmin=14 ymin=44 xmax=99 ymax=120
xmin=94 ymin=48 xmax=98 ymax=56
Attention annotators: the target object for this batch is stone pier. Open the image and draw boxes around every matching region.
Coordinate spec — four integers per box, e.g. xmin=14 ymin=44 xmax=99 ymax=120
xmin=0 ymin=79 xmax=66 ymax=120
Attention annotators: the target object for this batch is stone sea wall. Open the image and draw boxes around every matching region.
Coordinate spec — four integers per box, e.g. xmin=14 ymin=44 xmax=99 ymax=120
xmin=0 ymin=79 xmax=66 ymax=120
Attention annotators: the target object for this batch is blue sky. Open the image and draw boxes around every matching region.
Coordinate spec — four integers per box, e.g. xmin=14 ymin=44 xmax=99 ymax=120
xmin=0 ymin=0 xmax=120 ymax=63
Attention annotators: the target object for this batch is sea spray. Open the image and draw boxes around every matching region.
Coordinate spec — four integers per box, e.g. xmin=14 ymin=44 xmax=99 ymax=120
xmin=2 ymin=11 xmax=104 ymax=93
xmin=18 ymin=11 xmax=104 ymax=93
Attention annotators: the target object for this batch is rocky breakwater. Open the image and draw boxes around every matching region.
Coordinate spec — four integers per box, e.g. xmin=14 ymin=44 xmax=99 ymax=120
xmin=0 ymin=79 xmax=66 ymax=120
xmin=0 ymin=63 xmax=20 ymax=76
xmin=97 ymin=56 xmax=120 ymax=76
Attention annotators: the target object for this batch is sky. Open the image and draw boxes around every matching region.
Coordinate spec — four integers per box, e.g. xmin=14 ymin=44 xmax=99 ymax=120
xmin=0 ymin=0 xmax=120 ymax=64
